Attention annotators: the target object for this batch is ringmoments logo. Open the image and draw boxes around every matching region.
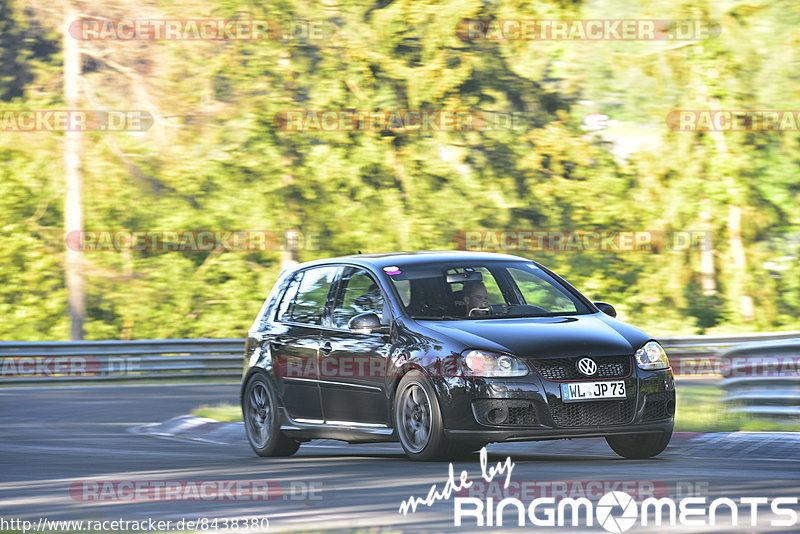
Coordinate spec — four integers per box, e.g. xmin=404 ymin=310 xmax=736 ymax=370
xmin=398 ymin=451 xmax=798 ymax=530
xmin=596 ymin=491 xmax=638 ymax=532
xmin=453 ymin=491 xmax=799 ymax=530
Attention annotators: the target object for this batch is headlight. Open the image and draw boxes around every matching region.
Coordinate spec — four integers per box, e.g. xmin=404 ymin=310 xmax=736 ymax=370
xmin=635 ymin=341 xmax=670 ymax=370
xmin=461 ymin=350 xmax=528 ymax=377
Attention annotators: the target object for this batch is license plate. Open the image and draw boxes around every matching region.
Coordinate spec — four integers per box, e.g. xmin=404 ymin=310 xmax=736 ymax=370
xmin=561 ymin=381 xmax=626 ymax=402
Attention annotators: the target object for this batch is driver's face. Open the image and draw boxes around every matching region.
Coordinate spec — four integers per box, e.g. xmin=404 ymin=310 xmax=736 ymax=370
xmin=464 ymin=286 xmax=489 ymax=310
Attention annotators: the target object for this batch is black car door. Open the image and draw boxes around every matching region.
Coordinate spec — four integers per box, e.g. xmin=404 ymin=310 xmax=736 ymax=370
xmin=319 ymin=266 xmax=393 ymax=425
xmin=269 ymin=265 xmax=340 ymax=423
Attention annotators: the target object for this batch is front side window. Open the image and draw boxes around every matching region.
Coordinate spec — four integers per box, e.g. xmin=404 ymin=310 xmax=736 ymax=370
xmin=277 ymin=266 xmax=339 ymax=325
xmin=384 ymin=261 xmax=591 ymax=319
xmin=331 ymin=268 xmax=387 ymax=328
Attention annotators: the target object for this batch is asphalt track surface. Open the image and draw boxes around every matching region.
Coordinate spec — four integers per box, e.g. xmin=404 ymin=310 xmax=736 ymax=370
xmin=1 ymin=383 xmax=798 ymax=533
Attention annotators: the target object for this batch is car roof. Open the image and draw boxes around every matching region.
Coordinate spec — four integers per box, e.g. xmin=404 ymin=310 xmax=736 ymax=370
xmin=292 ymin=250 xmax=533 ymax=271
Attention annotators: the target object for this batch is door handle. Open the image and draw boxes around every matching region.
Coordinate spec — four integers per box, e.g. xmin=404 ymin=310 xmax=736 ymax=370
xmin=319 ymin=342 xmax=333 ymax=356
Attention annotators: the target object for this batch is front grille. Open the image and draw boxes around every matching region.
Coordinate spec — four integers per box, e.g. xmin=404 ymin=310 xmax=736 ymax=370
xmin=642 ymin=391 xmax=676 ymax=421
xmin=473 ymin=399 xmax=537 ymax=426
xmin=531 ymin=355 xmax=631 ymax=381
xmin=548 ymin=397 xmax=636 ymax=427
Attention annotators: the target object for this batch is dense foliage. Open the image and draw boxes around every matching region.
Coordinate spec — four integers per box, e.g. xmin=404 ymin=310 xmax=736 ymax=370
xmin=0 ymin=0 xmax=798 ymax=339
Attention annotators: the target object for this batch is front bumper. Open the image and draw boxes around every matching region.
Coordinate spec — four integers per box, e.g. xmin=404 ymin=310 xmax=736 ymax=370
xmin=433 ymin=362 xmax=675 ymax=443
xmin=445 ymin=421 xmax=674 ymax=442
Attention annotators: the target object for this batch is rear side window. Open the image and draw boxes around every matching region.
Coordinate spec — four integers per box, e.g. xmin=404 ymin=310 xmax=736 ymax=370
xmin=276 ymin=275 xmax=302 ymax=322
xmin=277 ymin=266 xmax=339 ymax=325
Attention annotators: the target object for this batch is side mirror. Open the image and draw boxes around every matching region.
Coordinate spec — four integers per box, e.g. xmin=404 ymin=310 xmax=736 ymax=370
xmin=348 ymin=312 xmax=389 ymax=335
xmin=593 ymin=301 xmax=617 ymax=318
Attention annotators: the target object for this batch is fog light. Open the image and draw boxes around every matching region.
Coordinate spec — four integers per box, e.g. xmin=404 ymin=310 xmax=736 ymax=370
xmin=487 ymin=407 xmax=508 ymax=425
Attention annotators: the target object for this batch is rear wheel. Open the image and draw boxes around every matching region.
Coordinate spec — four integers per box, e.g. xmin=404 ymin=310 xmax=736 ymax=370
xmin=242 ymin=374 xmax=300 ymax=457
xmin=606 ymin=429 xmax=672 ymax=459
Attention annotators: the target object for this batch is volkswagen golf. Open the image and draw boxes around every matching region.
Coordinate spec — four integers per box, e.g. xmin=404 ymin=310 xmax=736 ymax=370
xmin=241 ymin=251 xmax=675 ymax=461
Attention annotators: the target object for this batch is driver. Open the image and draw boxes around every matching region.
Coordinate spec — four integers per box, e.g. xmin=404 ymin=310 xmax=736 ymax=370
xmin=462 ymin=280 xmax=489 ymax=316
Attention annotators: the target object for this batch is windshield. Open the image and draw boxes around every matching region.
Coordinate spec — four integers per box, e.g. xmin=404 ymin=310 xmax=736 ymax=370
xmin=385 ymin=261 xmax=592 ymax=320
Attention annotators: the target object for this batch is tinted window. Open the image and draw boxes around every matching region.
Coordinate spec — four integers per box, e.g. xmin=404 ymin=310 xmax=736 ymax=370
xmin=332 ymin=268 xmax=387 ymax=328
xmin=393 ymin=279 xmax=411 ymax=307
xmin=275 ymin=274 xmax=302 ymax=322
xmin=508 ymin=267 xmax=578 ymax=313
xmin=385 ymin=261 xmax=591 ymax=319
xmin=447 ymin=266 xmax=505 ymax=315
xmin=280 ymin=266 xmax=338 ymax=325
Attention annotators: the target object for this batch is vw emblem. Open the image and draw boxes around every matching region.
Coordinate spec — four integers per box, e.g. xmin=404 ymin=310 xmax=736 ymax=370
xmin=577 ymin=357 xmax=598 ymax=376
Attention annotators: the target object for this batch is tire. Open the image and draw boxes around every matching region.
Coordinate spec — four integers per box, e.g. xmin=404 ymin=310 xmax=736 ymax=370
xmin=606 ymin=429 xmax=672 ymax=459
xmin=242 ymin=374 xmax=300 ymax=457
xmin=394 ymin=370 xmax=472 ymax=461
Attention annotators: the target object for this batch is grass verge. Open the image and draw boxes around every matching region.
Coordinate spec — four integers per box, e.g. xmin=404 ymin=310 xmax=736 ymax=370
xmin=193 ymin=403 xmax=242 ymax=422
xmin=674 ymin=385 xmax=799 ymax=432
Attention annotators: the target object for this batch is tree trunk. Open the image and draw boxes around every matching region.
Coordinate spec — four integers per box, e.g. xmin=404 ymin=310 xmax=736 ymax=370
xmin=64 ymin=1 xmax=85 ymax=340
xmin=699 ymin=204 xmax=716 ymax=296
xmin=280 ymin=228 xmax=300 ymax=271
xmin=727 ymin=204 xmax=754 ymax=321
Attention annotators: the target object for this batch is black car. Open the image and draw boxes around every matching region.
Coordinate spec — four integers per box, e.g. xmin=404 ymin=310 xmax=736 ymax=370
xmin=241 ymin=251 xmax=675 ymax=461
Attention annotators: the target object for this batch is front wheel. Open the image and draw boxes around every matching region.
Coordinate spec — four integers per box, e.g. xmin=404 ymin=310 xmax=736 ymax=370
xmin=606 ymin=430 xmax=672 ymax=459
xmin=394 ymin=370 xmax=474 ymax=461
xmin=242 ymin=374 xmax=300 ymax=457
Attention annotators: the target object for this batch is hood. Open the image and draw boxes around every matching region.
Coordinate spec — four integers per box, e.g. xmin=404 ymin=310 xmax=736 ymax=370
xmin=416 ymin=313 xmax=650 ymax=359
